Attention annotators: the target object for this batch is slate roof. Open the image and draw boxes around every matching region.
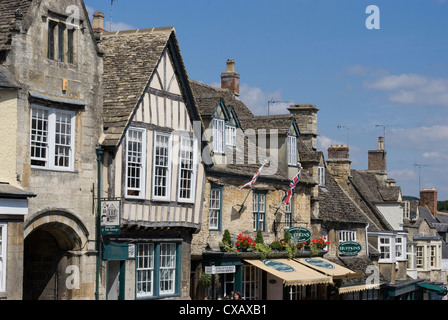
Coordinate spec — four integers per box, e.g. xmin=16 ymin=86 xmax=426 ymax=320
xmin=0 ymin=0 xmax=33 ymax=52
xmin=238 ymin=114 xmax=296 ymax=135
xmin=0 ymin=182 xmax=35 ymax=198
xmin=350 ymin=170 xmax=401 ymax=203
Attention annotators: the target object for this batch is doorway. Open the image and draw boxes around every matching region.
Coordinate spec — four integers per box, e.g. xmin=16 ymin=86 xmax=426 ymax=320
xmin=107 ymin=260 xmax=125 ymax=300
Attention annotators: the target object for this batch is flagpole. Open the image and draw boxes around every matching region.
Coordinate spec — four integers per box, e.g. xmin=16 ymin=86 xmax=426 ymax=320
xmin=238 ymin=187 xmax=253 ymax=214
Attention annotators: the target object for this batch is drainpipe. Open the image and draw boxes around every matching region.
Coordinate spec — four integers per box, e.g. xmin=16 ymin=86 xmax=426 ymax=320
xmin=365 ymin=222 xmax=370 ymax=257
xmin=95 ymin=146 xmax=104 ymax=300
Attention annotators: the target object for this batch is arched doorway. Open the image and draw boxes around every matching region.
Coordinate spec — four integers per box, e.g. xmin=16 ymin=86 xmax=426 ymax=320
xmin=23 ymin=211 xmax=89 ymax=300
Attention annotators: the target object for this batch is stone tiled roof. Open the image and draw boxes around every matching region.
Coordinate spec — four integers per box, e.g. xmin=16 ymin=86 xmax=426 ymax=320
xmin=239 ymin=114 xmax=295 ymax=135
xmin=189 ymin=80 xmax=254 ymax=120
xmin=0 ymin=65 xmax=19 ymax=89
xmin=0 ymin=182 xmax=35 ymax=198
xmin=101 ymin=27 xmax=175 ymax=147
xmin=350 ymin=170 xmax=401 ymax=203
xmin=0 ymin=0 xmax=33 ymax=52
xmin=318 ymin=170 xmax=368 ymax=223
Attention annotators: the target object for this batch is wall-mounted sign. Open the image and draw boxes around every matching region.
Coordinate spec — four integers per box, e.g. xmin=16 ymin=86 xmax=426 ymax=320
xmin=338 ymin=241 xmax=362 ymax=256
xmin=100 ymin=200 xmax=121 ymax=235
xmin=288 ymin=227 xmax=312 ymax=243
xmin=103 ymin=242 xmax=135 ymax=260
xmin=205 ymin=265 xmax=236 ymax=275
xmin=304 ymin=258 xmax=335 ymax=270
xmin=263 ymin=260 xmax=296 ymax=273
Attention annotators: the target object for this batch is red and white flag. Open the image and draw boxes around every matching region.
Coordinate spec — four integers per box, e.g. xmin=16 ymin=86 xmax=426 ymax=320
xmin=240 ymin=163 xmax=265 ymax=190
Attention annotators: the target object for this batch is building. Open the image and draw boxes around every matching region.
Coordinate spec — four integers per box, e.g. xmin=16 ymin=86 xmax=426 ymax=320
xmin=97 ymin=24 xmax=206 ymax=299
xmin=0 ymin=0 xmax=103 ymax=299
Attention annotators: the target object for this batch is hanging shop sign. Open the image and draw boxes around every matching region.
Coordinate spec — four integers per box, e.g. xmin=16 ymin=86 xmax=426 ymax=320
xmin=338 ymin=241 xmax=362 ymax=256
xmin=205 ymin=265 xmax=236 ymax=275
xmin=304 ymin=258 xmax=335 ymax=269
xmin=100 ymin=200 xmax=121 ymax=235
xmin=263 ymin=260 xmax=296 ymax=273
xmin=288 ymin=227 xmax=312 ymax=244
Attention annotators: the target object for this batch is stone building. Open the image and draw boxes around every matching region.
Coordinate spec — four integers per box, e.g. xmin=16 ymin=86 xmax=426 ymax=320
xmin=0 ymin=0 xmax=103 ymax=299
xmin=97 ymin=24 xmax=206 ymax=300
xmin=189 ymin=61 xmax=359 ymax=300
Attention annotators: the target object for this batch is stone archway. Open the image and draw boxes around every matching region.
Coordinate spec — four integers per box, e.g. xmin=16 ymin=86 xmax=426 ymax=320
xmin=23 ymin=210 xmax=90 ymax=300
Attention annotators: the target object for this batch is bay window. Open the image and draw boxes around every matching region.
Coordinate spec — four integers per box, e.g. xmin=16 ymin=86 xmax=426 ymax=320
xmin=126 ymin=128 xmax=147 ymax=198
xmin=153 ymin=132 xmax=172 ymax=200
xmin=178 ymin=136 xmax=197 ymax=202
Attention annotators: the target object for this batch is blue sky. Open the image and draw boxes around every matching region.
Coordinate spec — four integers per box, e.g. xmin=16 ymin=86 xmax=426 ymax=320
xmin=85 ymin=0 xmax=448 ymax=200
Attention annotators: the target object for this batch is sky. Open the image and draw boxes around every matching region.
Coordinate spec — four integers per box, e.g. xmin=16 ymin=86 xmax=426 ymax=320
xmin=85 ymin=0 xmax=448 ymax=200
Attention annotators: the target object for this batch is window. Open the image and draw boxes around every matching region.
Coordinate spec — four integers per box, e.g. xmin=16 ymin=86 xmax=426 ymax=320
xmin=30 ymin=105 xmax=75 ymax=171
xmin=137 ymin=243 xmax=154 ymax=298
xmin=153 ymin=132 xmax=172 ymax=200
xmin=126 ymin=128 xmax=146 ymax=198
xmin=395 ymin=237 xmax=406 ymax=260
xmin=0 ymin=224 xmax=6 ymax=292
xmin=178 ymin=136 xmax=197 ymax=202
xmin=159 ymin=243 xmax=176 ymax=295
xmin=48 ymin=20 xmax=76 ymax=63
xmin=403 ymin=201 xmax=410 ymax=220
xmin=136 ymin=242 xmax=179 ymax=299
xmin=242 ymin=264 xmax=262 ymax=300
xmin=253 ymin=192 xmax=266 ymax=232
xmin=225 ymin=125 xmax=236 ymax=147
xmin=416 ymin=246 xmax=423 ymax=268
xmin=212 ymin=118 xmax=225 ymax=154
xmin=318 ymin=166 xmax=325 ymax=187
xmin=209 ymin=188 xmax=221 ymax=230
xmin=287 ymin=135 xmax=297 ymax=166
xmin=339 ymin=230 xmax=357 ymax=243
xmin=379 ymin=237 xmax=391 ymax=260
xmin=430 ymin=245 xmax=437 ymax=268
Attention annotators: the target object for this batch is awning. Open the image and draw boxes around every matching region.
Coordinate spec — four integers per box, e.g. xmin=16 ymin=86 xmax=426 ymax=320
xmin=418 ymin=283 xmax=448 ymax=295
xmin=338 ymin=283 xmax=382 ymax=294
xmin=244 ymin=259 xmax=332 ymax=286
xmin=294 ymin=257 xmax=359 ymax=278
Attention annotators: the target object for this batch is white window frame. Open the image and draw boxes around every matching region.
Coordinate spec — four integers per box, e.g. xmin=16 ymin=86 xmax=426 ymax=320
xmin=287 ymin=135 xmax=297 ymax=166
xmin=0 ymin=223 xmax=6 ymax=292
xmin=339 ymin=230 xmax=357 ymax=243
xmin=159 ymin=243 xmax=176 ymax=295
xmin=136 ymin=243 xmax=154 ymax=298
xmin=212 ymin=118 xmax=225 ymax=154
xmin=416 ymin=245 xmax=424 ymax=268
xmin=30 ymin=104 xmax=76 ymax=171
xmin=395 ymin=236 xmax=407 ymax=261
xmin=225 ymin=125 xmax=236 ymax=147
xmin=209 ymin=188 xmax=221 ymax=230
xmin=177 ymin=136 xmax=197 ymax=203
xmin=125 ymin=127 xmax=147 ymax=199
xmin=152 ymin=132 xmax=172 ymax=201
xmin=242 ymin=264 xmax=262 ymax=300
xmin=378 ymin=237 xmax=392 ymax=262
xmin=318 ymin=166 xmax=325 ymax=187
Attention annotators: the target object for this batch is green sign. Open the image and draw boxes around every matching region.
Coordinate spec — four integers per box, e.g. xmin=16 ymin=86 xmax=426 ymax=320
xmin=338 ymin=241 xmax=362 ymax=256
xmin=304 ymin=258 xmax=335 ymax=269
xmin=103 ymin=242 xmax=135 ymax=260
xmin=263 ymin=260 xmax=296 ymax=273
xmin=288 ymin=227 xmax=311 ymax=243
xmin=100 ymin=200 xmax=121 ymax=235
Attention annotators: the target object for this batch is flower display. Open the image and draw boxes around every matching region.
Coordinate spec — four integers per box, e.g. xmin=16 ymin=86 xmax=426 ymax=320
xmin=235 ymin=234 xmax=256 ymax=251
xmin=310 ymin=237 xmax=330 ymax=249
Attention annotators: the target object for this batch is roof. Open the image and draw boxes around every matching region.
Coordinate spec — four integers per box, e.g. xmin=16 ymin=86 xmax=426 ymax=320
xmin=189 ymin=80 xmax=254 ymax=121
xmin=0 ymin=0 xmax=33 ymax=52
xmin=350 ymin=170 xmax=401 ymax=203
xmin=0 ymin=183 xmax=35 ymax=198
xmin=0 ymin=65 xmax=20 ymax=89
xmin=318 ymin=170 xmax=369 ymax=223
xmin=101 ymin=27 xmax=176 ymax=147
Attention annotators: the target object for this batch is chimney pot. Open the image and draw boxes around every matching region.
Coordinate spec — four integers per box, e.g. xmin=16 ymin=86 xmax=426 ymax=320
xmin=221 ymin=59 xmax=240 ymax=96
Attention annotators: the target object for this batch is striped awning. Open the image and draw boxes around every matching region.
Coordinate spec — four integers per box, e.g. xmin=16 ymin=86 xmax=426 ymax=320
xmin=244 ymin=259 xmax=332 ymax=286
xmin=338 ymin=283 xmax=382 ymax=294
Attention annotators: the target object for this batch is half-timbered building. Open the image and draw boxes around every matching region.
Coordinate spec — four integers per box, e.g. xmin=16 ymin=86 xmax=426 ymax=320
xmin=99 ymin=26 xmax=205 ymax=300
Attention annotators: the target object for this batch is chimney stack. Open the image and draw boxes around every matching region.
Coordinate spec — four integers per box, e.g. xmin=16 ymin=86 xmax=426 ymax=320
xmin=420 ymin=189 xmax=438 ymax=217
xmin=221 ymin=59 xmax=240 ymax=96
xmin=368 ymin=137 xmax=387 ymax=172
xmin=92 ymin=11 xmax=106 ymax=33
xmin=288 ymin=104 xmax=319 ymax=151
xmin=326 ymin=145 xmax=351 ymax=191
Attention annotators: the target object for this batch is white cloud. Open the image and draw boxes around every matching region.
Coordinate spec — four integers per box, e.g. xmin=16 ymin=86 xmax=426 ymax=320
xmin=364 ymin=74 xmax=448 ymax=107
xmin=317 ymin=136 xmax=344 ymax=155
xmin=238 ymin=83 xmax=291 ymax=116
xmin=104 ymin=21 xmax=135 ymax=32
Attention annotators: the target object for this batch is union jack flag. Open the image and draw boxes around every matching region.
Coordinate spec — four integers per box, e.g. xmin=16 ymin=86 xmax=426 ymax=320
xmin=240 ymin=163 xmax=265 ymax=190
xmin=281 ymin=168 xmax=302 ymax=205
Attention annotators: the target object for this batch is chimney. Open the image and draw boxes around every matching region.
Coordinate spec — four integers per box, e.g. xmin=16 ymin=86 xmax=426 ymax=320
xmin=92 ymin=11 xmax=106 ymax=33
xmin=221 ymin=59 xmax=240 ymax=96
xmin=368 ymin=137 xmax=387 ymax=172
xmin=326 ymin=145 xmax=351 ymax=191
xmin=420 ymin=189 xmax=438 ymax=217
xmin=288 ymin=104 xmax=319 ymax=151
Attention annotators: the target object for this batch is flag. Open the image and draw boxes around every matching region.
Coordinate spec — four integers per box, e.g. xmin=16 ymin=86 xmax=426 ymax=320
xmin=281 ymin=168 xmax=302 ymax=205
xmin=240 ymin=163 xmax=265 ymax=190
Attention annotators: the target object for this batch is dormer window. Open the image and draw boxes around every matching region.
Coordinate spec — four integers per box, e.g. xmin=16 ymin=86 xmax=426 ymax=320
xmin=212 ymin=118 xmax=225 ymax=154
xmin=287 ymin=135 xmax=297 ymax=166
xmin=225 ymin=125 xmax=236 ymax=147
